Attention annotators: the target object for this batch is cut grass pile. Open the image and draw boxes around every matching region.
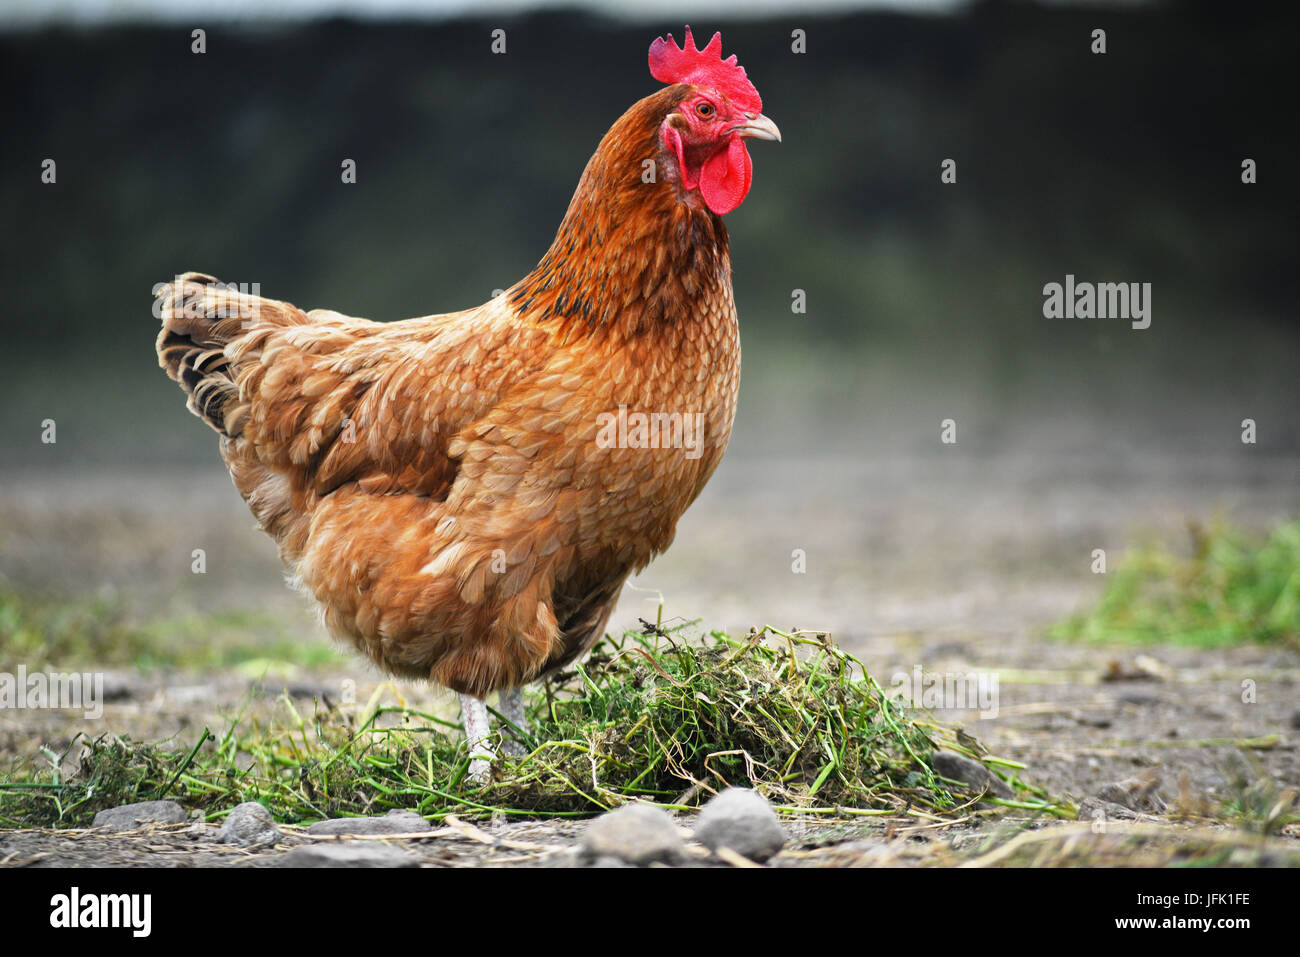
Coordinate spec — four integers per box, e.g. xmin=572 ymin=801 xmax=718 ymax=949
xmin=0 ymin=624 xmax=1063 ymax=828
xmin=1051 ymin=519 xmax=1300 ymax=648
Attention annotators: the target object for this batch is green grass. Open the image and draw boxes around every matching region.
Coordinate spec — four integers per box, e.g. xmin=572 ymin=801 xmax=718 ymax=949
xmin=0 ymin=583 xmax=149 ymax=668
xmin=1051 ymin=519 xmax=1300 ymax=649
xmin=0 ymin=581 xmax=346 ymax=671
xmin=0 ymin=624 xmax=1064 ymax=828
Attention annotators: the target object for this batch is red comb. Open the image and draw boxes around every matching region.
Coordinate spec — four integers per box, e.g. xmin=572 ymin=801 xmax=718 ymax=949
xmin=648 ymin=26 xmax=762 ymax=114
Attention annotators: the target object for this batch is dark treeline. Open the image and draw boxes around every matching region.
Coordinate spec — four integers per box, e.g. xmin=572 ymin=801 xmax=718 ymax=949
xmin=1 ymin=1 xmax=1297 ymax=466
xmin=3 ymin=2 xmax=1296 ymax=346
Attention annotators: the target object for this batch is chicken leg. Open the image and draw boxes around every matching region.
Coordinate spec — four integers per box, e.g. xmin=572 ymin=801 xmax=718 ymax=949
xmin=460 ymin=693 xmax=495 ymax=784
xmin=498 ymin=687 xmax=529 ymax=757
xmin=460 ymin=688 xmax=531 ymax=784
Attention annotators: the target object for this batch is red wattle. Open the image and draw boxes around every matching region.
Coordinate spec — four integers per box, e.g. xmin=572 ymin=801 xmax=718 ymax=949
xmin=699 ymin=138 xmax=752 ymax=215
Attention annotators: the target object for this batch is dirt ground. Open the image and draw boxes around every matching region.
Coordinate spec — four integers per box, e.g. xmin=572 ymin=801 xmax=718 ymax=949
xmin=2 ymin=448 xmax=1298 ymax=866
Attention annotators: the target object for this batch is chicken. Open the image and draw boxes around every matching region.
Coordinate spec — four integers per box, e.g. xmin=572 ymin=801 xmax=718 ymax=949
xmin=154 ymin=27 xmax=779 ymax=782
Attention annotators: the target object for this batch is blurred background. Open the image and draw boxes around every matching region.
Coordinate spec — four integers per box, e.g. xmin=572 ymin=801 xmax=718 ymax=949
xmin=1 ymin=0 xmax=1297 ymax=671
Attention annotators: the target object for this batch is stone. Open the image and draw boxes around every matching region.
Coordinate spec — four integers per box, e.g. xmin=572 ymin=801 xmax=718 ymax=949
xmin=217 ymin=802 xmax=282 ymax=847
xmin=280 ymin=843 xmax=419 ymax=868
xmin=1095 ymin=770 xmax=1166 ymax=812
xmin=578 ymin=803 xmax=685 ymax=865
xmin=1076 ymin=797 xmax=1143 ymax=823
xmin=694 ymin=788 xmax=785 ymax=862
xmin=306 ymin=809 xmax=432 ymax=835
xmin=92 ymin=800 xmax=189 ymax=830
xmin=931 ymin=750 xmax=1013 ymax=799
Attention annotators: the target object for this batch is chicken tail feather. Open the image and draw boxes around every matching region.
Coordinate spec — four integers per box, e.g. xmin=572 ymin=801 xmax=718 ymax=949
xmin=154 ymin=272 xmax=303 ymax=436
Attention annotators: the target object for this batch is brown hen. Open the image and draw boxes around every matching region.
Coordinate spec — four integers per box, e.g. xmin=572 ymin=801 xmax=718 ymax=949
xmin=154 ymin=27 xmax=779 ymax=781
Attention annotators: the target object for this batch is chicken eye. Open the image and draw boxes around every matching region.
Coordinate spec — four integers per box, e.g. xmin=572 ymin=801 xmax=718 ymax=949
xmin=696 ymin=102 xmax=715 ymax=117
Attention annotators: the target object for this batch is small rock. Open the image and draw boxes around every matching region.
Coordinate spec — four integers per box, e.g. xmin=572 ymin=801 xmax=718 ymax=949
xmin=1072 ymin=711 xmax=1113 ymax=728
xmin=694 ymin=788 xmax=785 ymax=863
xmin=285 ymin=681 xmax=336 ymax=702
xmin=578 ymin=804 xmax=685 ymax=866
xmin=218 ymin=802 xmax=282 ymax=847
xmin=931 ymin=750 xmax=1013 ymax=799
xmin=1114 ymin=690 xmax=1160 ymax=706
xmin=1076 ymin=797 xmax=1143 ymax=822
xmin=92 ymin=800 xmax=189 ymax=830
xmin=99 ymin=672 xmax=139 ymax=702
xmin=58 ymin=748 xmax=87 ymax=781
xmin=1095 ymin=770 xmax=1166 ymax=812
xmin=1101 ymin=656 xmax=1171 ymax=683
xmin=1289 ymin=710 xmax=1300 ymax=730
xmin=156 ymin=684 xmax=216 ymax=705
xmin=924 ymin=641 xmax=971 ymax=659
xmin=281 ymin=843 xmax=419 ymax=868
xmin=307 ymin=809 xmax=432 ymax=835
xmin=540 ymin=849 xmax=583 ymax=868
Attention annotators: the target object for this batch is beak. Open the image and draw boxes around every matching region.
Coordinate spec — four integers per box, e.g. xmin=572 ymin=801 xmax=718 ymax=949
xmin=731 ymin=113 xmax=782 ymax=143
